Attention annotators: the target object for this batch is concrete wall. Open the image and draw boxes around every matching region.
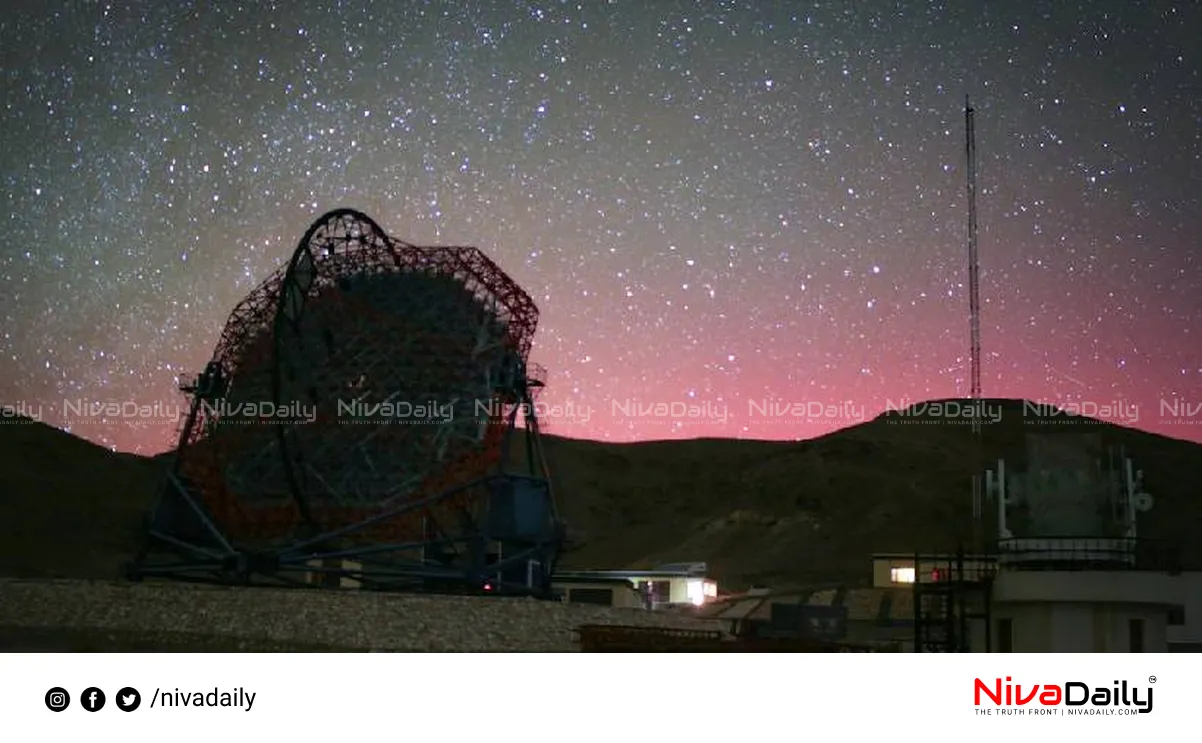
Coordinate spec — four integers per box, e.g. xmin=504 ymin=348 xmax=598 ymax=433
xmin=984 ymin=570 xmax=1180 ymax=652
xmin=986 ymin=602 xmax=1169 ymax=652
xmin=872 ymin=557 xmax=912 ymax=587
xmin=669 ymin=578 xmax=688 ymax=605
xmin=555 ymin=581 xmax=645 ymax=609
xmin=991 ymin=570 xmax=1182 ymax=605
xmin=1167 ymin=572 xmax=1202 ymax=649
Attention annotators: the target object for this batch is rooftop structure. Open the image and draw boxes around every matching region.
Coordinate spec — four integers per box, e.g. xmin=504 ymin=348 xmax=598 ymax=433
xmin=908 ymin=432 xmax=1187 ymax=652
xmin=553 ymin=563 xmax=718 ymax=608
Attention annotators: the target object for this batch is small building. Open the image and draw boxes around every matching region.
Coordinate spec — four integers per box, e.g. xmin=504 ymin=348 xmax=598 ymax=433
xmin=872 ymin=552 xmax=995 ymax=587
xmin=297 ymin=558 xmax=720 ymax=610
xmin=698 ymin=586 xmax=906 ymax=650
xmin=553 ymin=562 xmax=718 ymax=609
xmin=552 ymin=576 xmax=646 ymax=609
xmin=872 ymin=549 xmax=1198 ymax=652
xmin=863 ymin=433 xmax=1201 ymax=653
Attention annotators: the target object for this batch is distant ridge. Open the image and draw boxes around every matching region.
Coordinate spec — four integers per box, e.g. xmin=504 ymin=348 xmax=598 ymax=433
xmin=1 ymin=398 xmax=1200 ymax=587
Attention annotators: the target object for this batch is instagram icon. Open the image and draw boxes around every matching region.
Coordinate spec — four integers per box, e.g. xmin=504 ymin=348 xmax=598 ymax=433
xmin=45 ymin=687 xmax=70 ymax=712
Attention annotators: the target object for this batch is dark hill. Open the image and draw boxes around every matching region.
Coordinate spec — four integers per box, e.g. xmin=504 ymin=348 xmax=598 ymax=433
xmin=546 ymin=398 xmax=1202 ymax=586
xmin=1 ymin=399 xmax=1200 ymax=587
xmin=0 ymin=417 xmax=163 ymax=579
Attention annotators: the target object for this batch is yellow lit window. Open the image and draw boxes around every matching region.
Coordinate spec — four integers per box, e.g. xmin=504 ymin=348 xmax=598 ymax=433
xmin=890 ymin=566 xmax=916 ymax=584
xmin=686 ymin=579 xmax=716 ymax=606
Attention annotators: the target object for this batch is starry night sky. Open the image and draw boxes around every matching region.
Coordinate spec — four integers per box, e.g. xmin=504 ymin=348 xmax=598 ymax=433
xmin=1 ymin=0 xmax=1199 ymax=453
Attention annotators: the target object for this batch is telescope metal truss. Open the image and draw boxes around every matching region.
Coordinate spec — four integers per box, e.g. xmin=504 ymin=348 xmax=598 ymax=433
xmin=128 ymin=209 xmax=562 ymax=595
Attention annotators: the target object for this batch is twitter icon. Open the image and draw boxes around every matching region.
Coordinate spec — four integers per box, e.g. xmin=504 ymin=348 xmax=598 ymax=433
xmin=115 ymin=687 xmax=141 ymax=712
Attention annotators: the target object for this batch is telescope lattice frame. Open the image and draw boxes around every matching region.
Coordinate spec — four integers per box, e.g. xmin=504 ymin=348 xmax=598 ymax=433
xmin=127 ymin=209 xmax=562 ymax=595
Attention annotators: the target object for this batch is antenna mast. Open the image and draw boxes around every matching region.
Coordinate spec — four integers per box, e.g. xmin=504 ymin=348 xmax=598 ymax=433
xmin=966 ymin=96 xmax=981 ymax=400
xmin=966 ymin=96 xmax=984 ymax=553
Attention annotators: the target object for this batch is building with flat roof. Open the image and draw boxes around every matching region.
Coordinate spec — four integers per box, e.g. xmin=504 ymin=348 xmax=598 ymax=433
xmin=553 ymin=562 xmax=718 ymax=609
xmin=551 ymin=575 xmax=647 ymax=609
xmin=871 ymin=548 xmax=1198 ymax=652
xmin=875 ymin=433 xmax=1197 ymax=652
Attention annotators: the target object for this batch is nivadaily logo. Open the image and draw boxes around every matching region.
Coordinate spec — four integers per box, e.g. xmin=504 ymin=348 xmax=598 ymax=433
xmin=974 ymin=676 xmax=1154 ymax=715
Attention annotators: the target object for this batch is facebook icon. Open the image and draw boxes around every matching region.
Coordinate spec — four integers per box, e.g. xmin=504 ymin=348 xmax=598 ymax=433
xmin=81 ymin=687 xmax=106 ymax=712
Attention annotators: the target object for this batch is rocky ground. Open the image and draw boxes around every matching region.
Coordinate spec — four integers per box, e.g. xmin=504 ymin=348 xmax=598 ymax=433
xmin=0 ymin=578 xmax=727 ymax=651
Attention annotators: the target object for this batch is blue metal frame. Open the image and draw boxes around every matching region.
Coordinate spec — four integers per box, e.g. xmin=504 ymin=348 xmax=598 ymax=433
xmin=127 ymin=401 xmax=563 ymax=596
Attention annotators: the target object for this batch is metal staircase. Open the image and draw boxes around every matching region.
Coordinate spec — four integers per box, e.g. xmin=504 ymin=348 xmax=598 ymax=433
xmin=913 ymin=550 xmax=995 ymax=652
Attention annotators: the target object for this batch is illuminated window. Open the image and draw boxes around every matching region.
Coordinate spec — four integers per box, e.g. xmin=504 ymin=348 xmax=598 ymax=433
xmin=686 ymin=579 xmax=712 ymax=606
xmin=890 ymin=566 xmax=916 ymax=584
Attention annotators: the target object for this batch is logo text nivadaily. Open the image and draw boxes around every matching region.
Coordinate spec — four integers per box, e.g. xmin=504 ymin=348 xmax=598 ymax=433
xmin=975 ymin=677 xmax=1152 ymax=714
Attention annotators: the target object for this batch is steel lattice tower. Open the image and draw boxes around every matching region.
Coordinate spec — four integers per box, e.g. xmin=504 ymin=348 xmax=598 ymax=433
xmin=966 ymin=96 xmax=981 ymax=401
xmin=966 ymin=97 xmax=986 ymax=552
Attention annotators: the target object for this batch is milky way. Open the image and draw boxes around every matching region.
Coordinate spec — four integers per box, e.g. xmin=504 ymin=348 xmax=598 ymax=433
xmin=1 ymin=1 xmax=1199 ymax=453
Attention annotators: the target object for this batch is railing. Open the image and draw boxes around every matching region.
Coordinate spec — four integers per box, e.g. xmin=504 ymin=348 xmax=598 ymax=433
xmin=993 ymin=537 xmax=1182 ymax=573
xmin=923 ymin=561 xmax=998 ymax=584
